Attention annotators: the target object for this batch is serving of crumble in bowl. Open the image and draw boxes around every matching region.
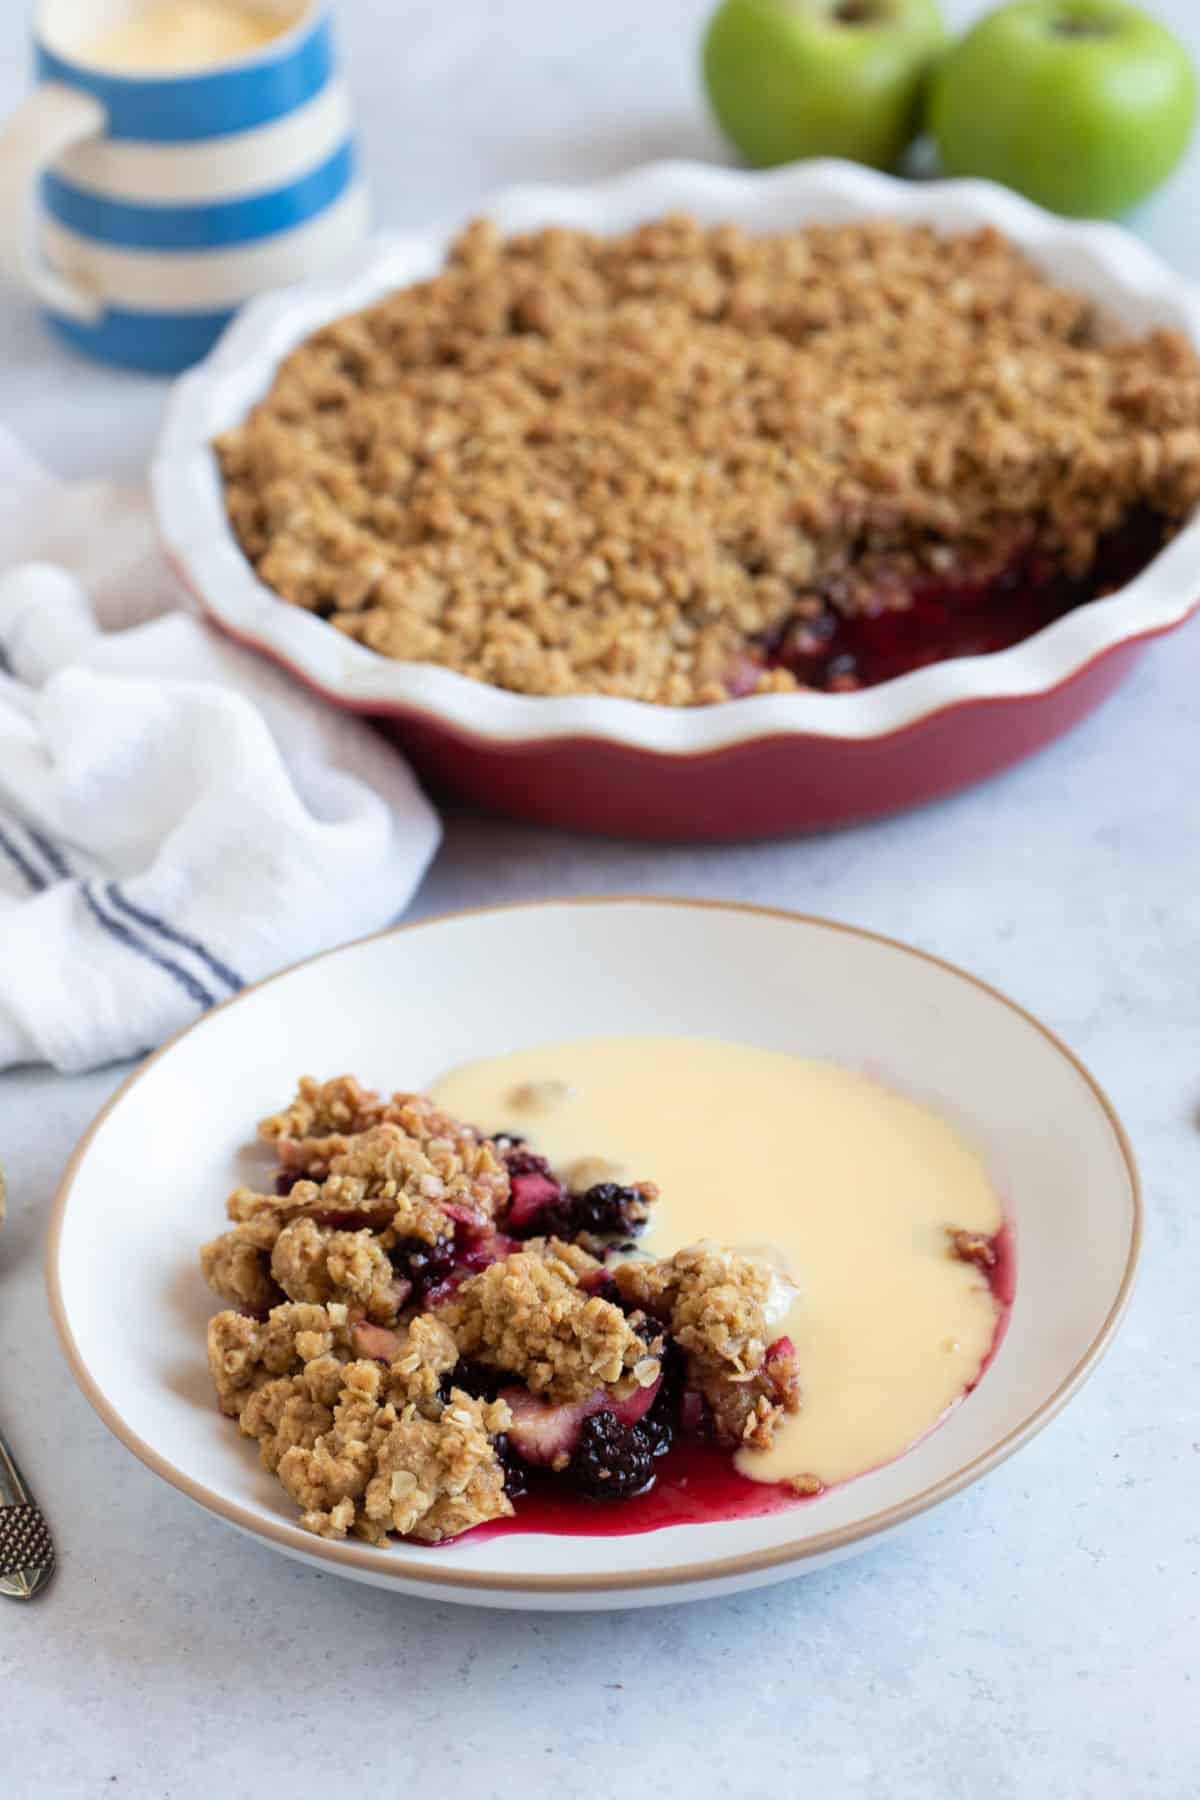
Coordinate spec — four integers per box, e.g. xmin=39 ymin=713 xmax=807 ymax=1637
xmin=152 ymin=159 xmax=1200 ymax=838
xmin=48 ymin=900 xmax=1139 ymax=1609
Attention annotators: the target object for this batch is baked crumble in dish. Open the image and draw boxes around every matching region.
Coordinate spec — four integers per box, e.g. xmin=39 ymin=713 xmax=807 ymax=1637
xmin=216 ymin=214 xmax=1200 ymax=706
xmin=200 ymin=1074 xmax=1008 ymax=1547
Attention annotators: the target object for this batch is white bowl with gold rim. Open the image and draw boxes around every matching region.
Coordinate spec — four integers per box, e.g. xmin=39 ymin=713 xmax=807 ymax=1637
xmin=47 ymin=899 xmax=1140 ymax=1609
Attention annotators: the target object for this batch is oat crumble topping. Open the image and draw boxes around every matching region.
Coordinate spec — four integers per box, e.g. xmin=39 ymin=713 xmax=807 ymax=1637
xmin=517 ymin=1234 xmax=603 ymax=1281
xmin=259 ymin=1074 xmax=383 ymax=1144
xmin=207 ymin=1299 xmax=354 ymax=1418
xmin=443 ymin=1249 xmax=660 ymax=1404
xmin=226 ymin=1306 xmax=514 ymax=1543
xmin=269 ymin=1217 xmax=404 ymax=1323
xmin=217 ymin=215 xmax=1200 ymax=705
xmin=615 ymin=1246 xmax=801 ymax=1450
xmin=200 ymin=1218 xmax=282 ymax=1312
xmin=223 ymin=1114 xmax=509 ymax=1253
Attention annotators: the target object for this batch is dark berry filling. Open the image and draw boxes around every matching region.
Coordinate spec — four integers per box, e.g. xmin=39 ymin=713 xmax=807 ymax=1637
xmin=388 ymin=1234 xmax=456 ymax=1302
xmin=501 ymin=1148 xmax=551 ymax=1179
xmin=578 ymin=1271 xmax=622 ymax=1304
xmin=449 ymin=1360 xmax=509 ymax=1403
xmin=499 ymin=1144 xmax=650 ymax=1243
xmin=758 ymin=506 xmax=1170 ymax=693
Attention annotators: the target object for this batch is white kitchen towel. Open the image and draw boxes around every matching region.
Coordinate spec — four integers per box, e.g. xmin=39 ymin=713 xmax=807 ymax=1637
xmin=0 ymin=430 xmax=441 ymax=1073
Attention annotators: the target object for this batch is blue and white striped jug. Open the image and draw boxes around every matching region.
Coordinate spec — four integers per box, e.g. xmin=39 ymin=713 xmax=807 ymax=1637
xmin=0 ymin=1 xmax=366 ymax=372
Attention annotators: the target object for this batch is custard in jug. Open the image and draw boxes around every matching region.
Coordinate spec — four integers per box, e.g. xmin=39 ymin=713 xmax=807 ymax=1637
xmin=78 ymin=1 xmax=297 ymax=74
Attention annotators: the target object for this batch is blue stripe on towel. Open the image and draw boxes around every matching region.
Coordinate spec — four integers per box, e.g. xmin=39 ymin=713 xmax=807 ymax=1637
xmin=82 ymin=883 xmax=215 ymax=1010
xmin=105 ymin=882 xmax=244 ymax=993
xmin=0 ymin=823 xmax=46 ymax=893
xmin=48 ymin=305 xmax=234 ymax=374
xmin=35 ymin=19 xmax=333 ymax=144
xmin=25 ymin=826 xmax=72 ymax=881
xmin=42 ymin=139 xmax=354 ymax=251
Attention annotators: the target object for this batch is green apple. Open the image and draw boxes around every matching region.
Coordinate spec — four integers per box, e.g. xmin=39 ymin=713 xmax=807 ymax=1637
xmin=702 ymin=0 xmax=948 ymax=171
xmin=929 ymin=1 xmax=1197 ymax=218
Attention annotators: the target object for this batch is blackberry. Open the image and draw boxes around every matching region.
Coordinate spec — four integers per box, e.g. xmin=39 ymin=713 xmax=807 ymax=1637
xmin=638 ymin=1406 xmax=674 ymax=1459
xmin=493 ymin=1432 xmax=529 ymax=1499
xmin=511 ymin=1182 xmax=650 ymax=1244
xmin=568 ymin=1411 xmax=655 ymax=1500
xmin=450 ymin=1360 xmax=508 ymax=1403
xmin=502 ymin=1148 xmax=554 ymax=1179
xmin=655 ymin=1335 xmax=686 ymax=1402
xmin=534 ymin=1201 xmax=576 ymax=1239
xmin=571 ymin=1182 xmax=647 ymax=1239
xmin=646 ymin=1343 xmax=681 ymax=1443
xmin=389 ymin=1234 xmax=455 ymax=1301
xmin=583 ymin=1275 xmax=622 ymax=1307
xmin=634 ymin=1339 xmax=682 ymax=1459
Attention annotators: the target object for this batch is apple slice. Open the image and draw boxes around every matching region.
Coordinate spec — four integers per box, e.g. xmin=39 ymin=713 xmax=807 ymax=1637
xmin=441 ymin=1201 xmax=489 ymax=1236
xmin=454 ymin=1230 xmax=521 ymax=1271
xmin=500 ymin=1373 xmax=663 ymax=1468
xmin=607 ymin=1375 xmax=662 ymax=1429
xmin=351 ymin=1321 xmax=404 ymax=1362
xmin=505 ymin=1170 xmax=564 ymax=1232
xmin=500 ymin=1387 xmax=597 ymax=1467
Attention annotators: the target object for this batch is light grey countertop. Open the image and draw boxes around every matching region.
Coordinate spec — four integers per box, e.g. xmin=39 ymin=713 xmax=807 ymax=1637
xmin=2 ymin=3 xmax=1198 ymax=1795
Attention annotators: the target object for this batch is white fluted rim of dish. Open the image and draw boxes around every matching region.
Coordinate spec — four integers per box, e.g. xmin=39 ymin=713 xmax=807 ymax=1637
xmin=152 ymin=158 xmax=1200 ymax=753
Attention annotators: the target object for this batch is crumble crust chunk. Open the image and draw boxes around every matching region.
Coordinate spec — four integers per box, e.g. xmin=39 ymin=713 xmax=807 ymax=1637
xmin=354 ymin=1384 xmax=512 ymax=1545
xmin=235 ymin=1312 xmax=513 ymax=1542
xmin=217 ymin=214 xmax=1200 ymax=705
xmin=614 ymin=1247 xmax=801 ymax=1450
xmin=269 ymin=1218 xmax=406 ymax=1323
xmin=259 ymin=1074 xmax=383 ymax=1144
xmin=263 ymin=1079 xmax=489 ymax=1179
xmin=517 ymin=1235 xmax=603 ymax=1281
xmin=319 ymin=1121 xmax=508 ymax=1224
xmin=226 ymin=1119 xmax=509 ymax=1248
xmin=200 ymin=1218 xmax=282 ymax=1312
xmin=444 ymin=1249 xmax=661 ymax=1404
xmin=207 ymin=1300 xmax=354 ymax=1417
